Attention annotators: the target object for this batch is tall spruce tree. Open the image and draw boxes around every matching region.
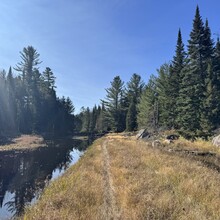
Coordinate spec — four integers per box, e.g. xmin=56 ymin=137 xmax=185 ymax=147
xmin=171 ymin=29 xmax=186 ymax=129
xmin=199 ymin=19 xmax=216 ymax=136
xmin=213 ymin=38 xmax=220 ymax=126
xmin=178 ymin=6 xmax=206 ymax=137
xmin=137 ymin=75 xmax=158 ymax=130
xmin=125 ymin=73 xmax=144 ymax=131
xmin=126 ymin=97 xmax=137 ymax=131
xmin=102 ymin=76 xmax=125 ymax=132
xmin=156 ymin=63 xmax=173 ymax=128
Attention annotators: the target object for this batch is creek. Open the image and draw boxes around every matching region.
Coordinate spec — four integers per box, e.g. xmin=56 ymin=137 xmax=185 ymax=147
xmin=0 ymin=138 xmax=91 ymax=219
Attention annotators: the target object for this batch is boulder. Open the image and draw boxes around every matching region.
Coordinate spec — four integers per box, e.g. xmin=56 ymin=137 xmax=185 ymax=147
xmin=212 ymin=135 xmax=220 ymax=147
xmin=163 ymin=139 xmax=172 ymax=145
xmin=136 ymin=129 xmax=150 ymax=140
xmin=166 ymin=134 xmax=179 ymax=140
xmin=152 ymin=140 xmax=161 ymax=147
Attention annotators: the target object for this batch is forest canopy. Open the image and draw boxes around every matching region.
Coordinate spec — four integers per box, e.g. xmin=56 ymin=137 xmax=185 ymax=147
xmin=0 ymin=46 xmax=74 ymax=138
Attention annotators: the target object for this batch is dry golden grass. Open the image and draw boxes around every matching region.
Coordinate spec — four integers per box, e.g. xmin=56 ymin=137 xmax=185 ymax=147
xmin=22 ymin=134 xmax=220 ymax=220
xmin=108 ymin=138 xmax=220 ymax=219
xmin=22 ymin=138 xmax=105 ymax=220
xmin=0 ymin=135 xmax=46 ymax=151
xmin=170 ymin=136 xmax=220 ymax=156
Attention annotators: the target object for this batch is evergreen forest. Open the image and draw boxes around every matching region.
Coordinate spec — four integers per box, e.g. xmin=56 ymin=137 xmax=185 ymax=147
xmin=77 ymin=6 xmax=220 ymax=139
xmin=0 ymin=46 xmax=74 ymax=138
xmin=1 ymin=6 xmax=220 ymax=139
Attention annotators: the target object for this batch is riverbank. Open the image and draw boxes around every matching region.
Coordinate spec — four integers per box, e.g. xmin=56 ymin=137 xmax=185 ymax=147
xmin=22 ymin=134 xmax=220 ymax=219
xmin=0 ymin=135 xmax=46 ymax=151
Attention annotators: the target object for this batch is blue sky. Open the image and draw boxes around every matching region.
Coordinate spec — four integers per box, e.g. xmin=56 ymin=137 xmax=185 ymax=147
xmin=1 ymin=0 xmax=220 ymax=112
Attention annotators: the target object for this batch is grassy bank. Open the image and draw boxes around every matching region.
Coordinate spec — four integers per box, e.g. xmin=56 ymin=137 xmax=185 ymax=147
xmin=0 ymin=135 xmax=46 ymax=151
xmin=21 ymin=134 xmax=220 ymax=219
xmin=22 ymin=138 xmax=105 ymax=220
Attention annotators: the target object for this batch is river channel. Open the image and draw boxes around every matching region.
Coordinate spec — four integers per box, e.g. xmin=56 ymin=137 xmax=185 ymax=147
xmin=0 ymin=138 xmax=91 ymax=219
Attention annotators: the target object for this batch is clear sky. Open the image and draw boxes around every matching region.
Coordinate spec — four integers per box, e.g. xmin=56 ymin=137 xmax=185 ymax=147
xmin=1 ymin=0 xmax=220 ymax=112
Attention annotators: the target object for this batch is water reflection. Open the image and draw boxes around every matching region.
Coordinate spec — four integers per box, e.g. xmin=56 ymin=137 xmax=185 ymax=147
xmin=0 ymin=138 xmax=91 ymax=219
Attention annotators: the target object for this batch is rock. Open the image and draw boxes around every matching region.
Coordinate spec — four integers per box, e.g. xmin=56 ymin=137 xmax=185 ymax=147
xmin=152 ymin=140 xmax=161 ymax=147
xmin=163 ymin=139 xmax=172 ymax=145
xmin=212 ymin=135 xmax=220 ymax=147
xmin=136 ymin=129 xmax=150 ymax=140
xmin=166 ymin=134 xmax=179 ymax=140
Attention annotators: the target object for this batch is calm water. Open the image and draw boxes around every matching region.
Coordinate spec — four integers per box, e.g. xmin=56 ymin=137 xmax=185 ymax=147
xmin=0 ymin=138 xmax=91 ymax=220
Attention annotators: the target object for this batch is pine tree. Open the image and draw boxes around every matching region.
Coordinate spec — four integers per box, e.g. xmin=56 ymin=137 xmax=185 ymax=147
xmin=42 ymin=67 xmax=56 ymax=90
xmin=125 ymin=73 xmax=144 ymax=131
xmin=126 ymin=73 xmax=144 ymax=104
xmin=156 ymin=63 xmax=172 ymax=128
xmin=171 ymin=29 xmax=186 ymax=128
xmin=137 ymin=75 xmax=158 ymax=130
xmin=0 ymin=71 xmax=7 ymax=135
xmin=15 ymin=46 xmax=42 ymax=133
xmin=102 ymin=76 xmax=125 ymax=132
xmin=96 ymin=104 xmax=108 ymax=133
xmin=6 ymin=67 xmax=17 ymax=134
xmin=203 ymin=19 xmax=214 ymax=61
xmin=177 ymin=6 xmax=206 ymax=137
xmin=89 ymin=105 xmax=98 ymax=133
xmin=81 ymin=107 xmax=91 ymax=133
xmin=126 ymin=98 xmax=137 ymax=131
xmin=213 ymin=38 xmax=220 ymax=126
xmin=200 ymin=62 xmax=216 ymax=137
xmin=199 ymin=19 xmax=216 ymax=136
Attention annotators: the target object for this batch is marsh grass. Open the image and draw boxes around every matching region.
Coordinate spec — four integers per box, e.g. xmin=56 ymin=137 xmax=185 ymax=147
xmin=22 ymin=135 xmax=220 ymax=220
xmin=107 ymin=137 xmax=220 ymax=219
xmin=0 ymin=135 xmax=46 ymax=151
xmin=170 ymin=136 xmax=220 ymax=156
xmin=22 ymin=139 xmax=105 ymax=220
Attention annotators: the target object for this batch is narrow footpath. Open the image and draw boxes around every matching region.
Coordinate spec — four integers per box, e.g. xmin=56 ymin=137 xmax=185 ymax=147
xmin=102 ymin=139 xmax=121 ymax=220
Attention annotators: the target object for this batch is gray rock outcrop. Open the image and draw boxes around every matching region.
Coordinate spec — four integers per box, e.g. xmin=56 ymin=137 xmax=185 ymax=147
xmin=212 ymin=135 xmax=220 ymax=147
xmin=136 ymin=129 xmax=149 ymax=139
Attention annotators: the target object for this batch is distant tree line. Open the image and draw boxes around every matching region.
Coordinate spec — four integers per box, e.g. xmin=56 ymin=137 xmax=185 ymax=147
xmin=77 ymin=6 xmax=220 ymax=139
xmin=76 ymin=73 xmax=145 ymax=134
xmin=0 ymin=46 xmax=74 ymax=137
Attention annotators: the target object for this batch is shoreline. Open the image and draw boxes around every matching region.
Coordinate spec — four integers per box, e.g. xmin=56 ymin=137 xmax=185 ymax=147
xmin=21 ymin=134 xmax=220 ymax=219
xmin=0 ymin=135 xmax=47 ymax=152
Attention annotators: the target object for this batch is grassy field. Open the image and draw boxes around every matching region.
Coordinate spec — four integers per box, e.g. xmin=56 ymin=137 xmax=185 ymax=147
xmin=21 ymin=134 xmax=220 ymax=220
xmin=0 ymin=135 xmax=46 ymax=151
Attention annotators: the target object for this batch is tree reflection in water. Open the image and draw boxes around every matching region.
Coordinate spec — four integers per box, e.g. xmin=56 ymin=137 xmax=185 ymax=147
xmin=0 ymin=138 xmax=90 ymax=218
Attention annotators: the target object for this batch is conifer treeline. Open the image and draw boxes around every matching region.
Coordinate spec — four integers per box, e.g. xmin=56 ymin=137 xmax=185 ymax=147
xmin=76 ymin=74 xmax=145 ymax=134
xmin=138 ymin=6 xmax=220 ymax=138
xmin=0 ymin=46 xmax=74 ymax=137
xmin=78 ymin=6 xmax=220 ymax=139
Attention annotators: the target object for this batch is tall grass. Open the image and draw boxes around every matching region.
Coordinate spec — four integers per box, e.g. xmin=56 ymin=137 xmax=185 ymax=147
xmin=22 ymin=135 xmax=220 ymax=220
xmin=108 ymin=137 xmax=220 ymax=219
xmin=22 ymin=139 xmax=105 ymax=220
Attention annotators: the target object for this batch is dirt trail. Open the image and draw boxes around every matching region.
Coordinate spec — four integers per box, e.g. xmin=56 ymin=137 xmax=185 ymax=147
xmin=101 ymin=139 xmax=121 ymax=220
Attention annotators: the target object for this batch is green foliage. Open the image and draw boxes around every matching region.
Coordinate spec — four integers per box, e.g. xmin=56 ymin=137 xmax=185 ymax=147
xmin=126 ymin=98 xmax=137 ymax=131
xmin=102 ymin=76 xmax=126 ymax=132
xmin=125 ymin=73 xmax=144 ymax=131
xmin=0 ymin=46 xmax=75 ymax=137
xmin=138 ymin=6 xmax=220 ymax=139
xmin=137 ymin=75 xmax=158 ymax=130
xmin=75 ymin=104 xmax=108 ymax=135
